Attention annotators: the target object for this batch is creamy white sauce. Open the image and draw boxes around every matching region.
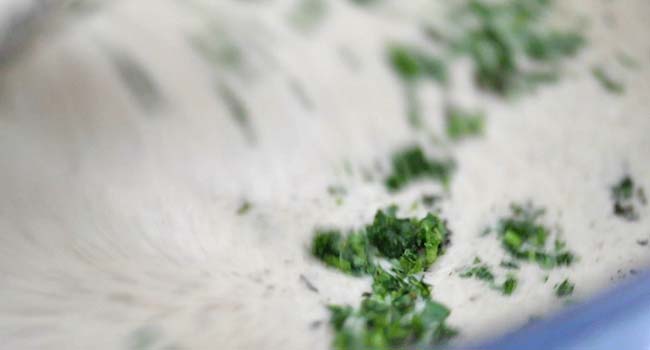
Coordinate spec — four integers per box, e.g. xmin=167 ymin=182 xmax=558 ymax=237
xmin=1 ymin=0 xmax=649 ymax=349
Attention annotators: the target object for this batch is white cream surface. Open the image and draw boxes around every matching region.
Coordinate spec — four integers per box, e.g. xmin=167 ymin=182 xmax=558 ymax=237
xmin=1 ymin=0 xmax=649 ymax=349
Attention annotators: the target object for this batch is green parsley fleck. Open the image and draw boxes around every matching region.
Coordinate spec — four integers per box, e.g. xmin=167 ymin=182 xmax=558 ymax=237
xmin=555 ymin=278 xmax=575 ymax=297
xmin=236 ymin=200 xmax=252 ymax=215
xmin=611 ymin=175 xmax=645 ymax=221
xmin=459 ymin=259 xmax=518 ymax=295
xmin=312 ymin=209 xmax=451 ymax=275
xmin=367 ymin=210 xmax=450 ymax=273
xmin=451 ymin=0 xmax=585 ymax=95
xmin=387 ymin=45 xmax=447 ymax=128
xmin=388 ymin=45 xmax=447 ymax=83
xmin=385 ymin=146 xmax=455 ymax=192
xmin=500 ymin=260 xmax=520 ymax=269
xmin=446 ymin=106 xmax=485 ymax=141
xmin=421 ymin=194 xmax=442 ymax=208
xmin=459 ymin=264 xmax=495 ymax=282
xmin=592 ymin=66 xmax=624 ymax=94
xmin=502 ymin=275 xmax=518 ymax=295
xmin=311 ymin=229 xmax=372 ymax=275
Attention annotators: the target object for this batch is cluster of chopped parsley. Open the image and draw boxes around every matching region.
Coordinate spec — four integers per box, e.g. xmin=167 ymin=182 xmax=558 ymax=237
xmin=459 ymin=257 xmax=518 ymax=295
xmin=494 ymin=203 xmax=575 ymax=269
xmin=311 ymin=208 xmax=457 ymax=349
xmin=384 ymin=145 xmax=455 ymax=192
xmin=611 ymin=175 xmax=646 ymax=221
xmin=481 ymin=202 xmax=577 ymax=298
xmin=386 ymin=0 xmax=585 ymax=134
xmin=450 ymin=0 xmax=584 ymax=96
xmin=300 ymin=1 xmax=650 ymax=346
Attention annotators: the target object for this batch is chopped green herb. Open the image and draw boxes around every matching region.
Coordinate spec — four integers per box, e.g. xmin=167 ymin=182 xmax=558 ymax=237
xmin=421 ymin=194 xmax=441 ymax=208
xmin=592 ymin=66 xmax=624 ymax=94
xmin=387 ymin=45 xmax=447 ymax=128
xmin=502 ymin=275 xmax=518 ymax=295
xmin=459 ymin=260 xmax=518 ymax=295
xmin=446 ymin=106 xmax=485 ymax=141
xmin=493 ymin=202 xmax=576 ymax=269
xmin=555 ymin=278 xmax=574 ymax=297
xmin=312 ymin=209 xmax=450 ymax=275
xmin=236 ymin=200 xmax=252 ymax=215
xmin=385 ymin=146 xmax=455 ymax=192
xmin=524 ymin=31 xmax=584 ymax=61
xmin=459 ymin=264 xmax=495 ymax=282
xmin=310 ymin=210 xmax=457 ymax=349
xmin=328 ymin=305 xmax=353 ymax=330
xmin=388 ymin=45 xmax=447 ymax=83
xmin=611 ymin=175 xmax=645 ymax=221
xmin=367 ymin=210 xmax=450 ymax=273
xmin=500 ymin=260 xmax=520 ymax=269
xmin=451 ymin=0 xmax=585 ymax=95
xmin=329 ymin=292 xmax=456 ymax=350
xmin=311 ymin=229 xmax=372 ymax=275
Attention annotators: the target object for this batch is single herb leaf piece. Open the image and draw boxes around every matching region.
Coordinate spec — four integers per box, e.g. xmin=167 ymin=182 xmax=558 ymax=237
xmin=388 ymin=45 xmax=447 ymax=83
xmin=446 ymin=106 xmax=485 ymax=141
xmin=385 ymin=146 xmax=455 ymax=192
xmin=555 ymin=278 xmax=575 ymax=297
xmin=611 ymin=175 xmax=644 ymax=221
xmin=502 ymin=275 xmax=518 ymax=295
xmin=592 ymin=66 xmax=624 ymax=94
xmin=236 ymin=200 xmax=252 ymax=215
